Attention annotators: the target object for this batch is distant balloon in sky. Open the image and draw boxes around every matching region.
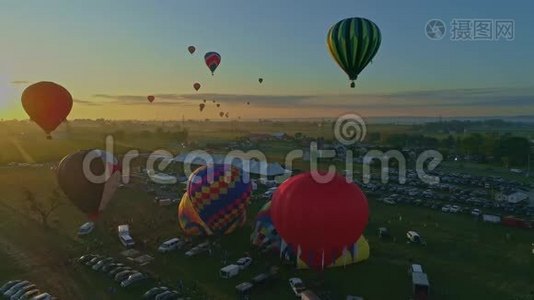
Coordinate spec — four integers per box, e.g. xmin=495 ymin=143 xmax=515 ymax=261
xmin=212 ymin=100 xmax=216 ymax=103
xmin=193 ymin=82 xmax=201 ymax=91
xmin=225 ymin=112 xmax=229 ymax=118
xmin=147 ymin=95 xmax=155 ymax=103
xmin=199 ymin=103 xmax=205 ymax=112
xmin=247 ymin=101 xmax=250 ymax=105
xmin=204 ymin=51 xmax=221 ymax=75
xmin=21 ymin=81 xmax=73 ymax=139
xmin=258 ymin=78 xmax=263 ymax=84
xmin=203 ymin=99 xmax=207 ymax=103
xmin=188 ymin=45 xmax=196 ymax=54
xmin=326 ymin=17 xmax=381 ymax=88
xmin=216 ymin=103 xmax=220 ymax=108
xmin=219 ymin=112 xmax=224 ymax=118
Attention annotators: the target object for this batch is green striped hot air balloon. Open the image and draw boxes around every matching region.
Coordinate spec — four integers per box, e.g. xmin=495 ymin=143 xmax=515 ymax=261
xmin=327 ymin=17 xmax=381 ymax=88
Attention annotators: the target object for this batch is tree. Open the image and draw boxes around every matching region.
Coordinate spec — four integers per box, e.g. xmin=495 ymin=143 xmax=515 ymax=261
xmin=23 ymin=188 xmax=64 ymax=228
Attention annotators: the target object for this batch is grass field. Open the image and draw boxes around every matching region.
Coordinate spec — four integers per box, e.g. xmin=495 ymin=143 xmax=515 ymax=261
xmin=0 ymin=121 xmax=533 ymax=299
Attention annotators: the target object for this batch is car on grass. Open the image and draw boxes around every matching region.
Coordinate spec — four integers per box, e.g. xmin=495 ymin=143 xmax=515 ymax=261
xmin=17 ymin=288 xmax=40 ymax=300
xmin=406 ymin=231 xmax=426 ymax=245
xmin=30 ymin=293 xmax=53 ymax=300
xmin=102 ymin=262 xmax=124 ymax=273
xmin=158 ymin=238 xmax=184 ymax=253
xmin=471 ymin=208 xmax=482 ymax=216
xmin=108 ymin=266 xmax=131 ymax=276
xmin=85 ymin=255 xmax=103 ymax=266
xmin=1 ymin=281 xmax=21 ymax=294
xmin=92 ymin=257 xmax=114 ymax=271
xmin=78 ymin=254 xmax=98 ymax=264
xmin=143 ymin=286 xmax=169 ymax=299
xmin=236 ymin=257 xmax=252 ymax=270
xmin=441 ymin=205 xmax=451 ymax=213
xmin=78 ymin=221 xmax=94 ymax=236
xmin=114 ymin=270 xmax=137 ymax=282
xmin=288 ymin=278 xmax=306 ymax=297
xmin=4 ymin=281 xmax=31 ymax=298
xmin=10 ymin=283 xmax=36 ymax=300
xmin=120 ymin=272 xmax=147 ymax=288
xmin=235 ymin=282 xmax=253 ymax=297
xmin=154 ymin=290 xmax=180 ymax=300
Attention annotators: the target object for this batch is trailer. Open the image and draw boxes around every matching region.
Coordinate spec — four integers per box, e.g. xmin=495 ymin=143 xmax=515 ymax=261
xmin=412 ymin=272 xmax=430 ymax=300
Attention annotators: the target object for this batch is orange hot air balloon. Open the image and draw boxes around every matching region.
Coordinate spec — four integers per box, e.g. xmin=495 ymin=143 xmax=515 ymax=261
xmin=21 ymin=81 xmax=73 ymax=139
xmin=147 ymin=95 xmax=155 ymax=103
xmin=188 ymin=46 xmax=196 ymax=54
xmin=193 ymin=83 xmax=201 ymax=91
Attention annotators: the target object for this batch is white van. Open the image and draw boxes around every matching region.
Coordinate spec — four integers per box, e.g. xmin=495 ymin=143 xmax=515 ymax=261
xmin=78 ymin=222 xmax=94 ymax=236
xmin=158 ymin=238 xmax=183 ymax=253
xmin=118 ymin=225 xmax=135 ymax=248
xmin=219 ymin=264 xmax=240 ymax=279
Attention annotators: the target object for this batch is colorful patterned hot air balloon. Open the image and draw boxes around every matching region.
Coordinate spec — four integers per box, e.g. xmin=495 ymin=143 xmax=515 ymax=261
xmin=326 ymin=17 xmax=381 ymax=88
xmin=251 ymin=201 xmax=370 ymax=269
xmin=21 ymin=81 xmax=73 ymax=139
xmin=204 ymin=51 xmax=221 ymax=75
xmin=147 ymin=95 xmax=155 ymax=103
xmin=199 ymin=103 xmax=205 ymax=112
xmin=270 ymin=172 xmax=369 ymax=270
xmin=178 ymin=165 xmax=252 ymax=236
xmin=188 ymin=45 xmax=196 ymax=54
xmin=57 ymin=150 xmax=121 ymax=220
xmin=193 ymin=82 xmax=201 ymax=91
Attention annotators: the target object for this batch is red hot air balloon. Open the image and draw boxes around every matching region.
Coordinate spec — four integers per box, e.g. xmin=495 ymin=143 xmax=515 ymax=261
xmin=270 ymin=172 xmax=369 ymax=270
xmin=188 ymin=45 xmax=196 ymax=54
xmin=21 ymin=81 xmax=73 ymax=139
xmin=147 ymin=95 xmax=155 ymax=103
xmin=204 ymin=52 xmax=221 ymax=75
xmin=193 ymin=82 xmax=201 ymax=91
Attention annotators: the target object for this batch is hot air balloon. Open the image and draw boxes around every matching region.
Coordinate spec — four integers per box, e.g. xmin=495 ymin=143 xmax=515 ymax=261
xmin=216 ymin=104 xmax=220 ymax=108
xmin=247 ymin=101 xmax=250 ymax=105
xmin=193 ymin=82 xmax=201 ymax=91
xmin=21 ymin=81 xmax=73 ymax=139
xmin=219 ymin=112 xmax=224 ymax=118
xmin=178 ymin=165 xmax=252 ymax=236
xmin=212 ymin=100 xmax=216 ymax=103
xmin=199 ymin=103 xmax=205 ymax=112
xmin=204 ymin=52 xmax=221 ymax=75
xmin=188 ymin=45 xmax=196 ymax=54
xmin=225 ymin=112 xmax=229 ymax=118
xmin=147 ymin=95 xmax=155 ymax=103
xmin=251 ymin=200 xmax=370 ymax=269
xmin=270 ymin=172 xmax=369 ymax=270
xmin=258 ymin=78 xmax=263 ymax=84
xmin=326 ymin=17 xmax=381 ymax=88
xmin=57 ymin=150 xmax=121 ymax=220
xmin=203 ymin=99 xmax=207 ymax=103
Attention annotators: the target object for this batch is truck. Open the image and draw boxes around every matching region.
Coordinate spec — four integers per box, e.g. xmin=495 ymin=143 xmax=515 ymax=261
xmin=411 ymin=272 xmax=430 ymax=300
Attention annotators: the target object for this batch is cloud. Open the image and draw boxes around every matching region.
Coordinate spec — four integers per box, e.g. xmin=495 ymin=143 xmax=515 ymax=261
xmin=73 ymin=98 xmax=101 ymax=106
xmin=11 ymin=80 xmax=29 ymax=84
xmin=92 ymin=94 xmax=195 ymax=106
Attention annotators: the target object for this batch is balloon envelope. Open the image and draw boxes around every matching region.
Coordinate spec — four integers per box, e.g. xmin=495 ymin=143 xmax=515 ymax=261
xmin=204 ymin=52 xmax=221 ymax=75
xmin=193 ymin=82 xmax=201 ymax=91
xmin=326 ymin=17 xmax=381 ymax=88
xmin=188 ymin=45 xmax=196 ymax=54
xmin=178 ymin=165 xmax=251 ymax=236
xmin=270 ymin=172 xmax=369 ymax=270
xmin=57 ymin=150 xmax=121 ymax=220
xmin=147 ymin=95 xmax=155 ymax=103
xmin=258 ymin=78 xmax=263 ymax=84
xmin=21 ymin=81 xmax=73 ymax=138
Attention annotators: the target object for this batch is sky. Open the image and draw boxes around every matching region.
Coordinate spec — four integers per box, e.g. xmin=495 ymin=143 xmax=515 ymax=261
xmin=0 ymin=0 xmax=533 ymax=120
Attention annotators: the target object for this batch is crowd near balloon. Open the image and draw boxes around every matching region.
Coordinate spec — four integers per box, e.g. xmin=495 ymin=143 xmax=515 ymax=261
xmin=18 ymin=16 xmax=381 ymax=272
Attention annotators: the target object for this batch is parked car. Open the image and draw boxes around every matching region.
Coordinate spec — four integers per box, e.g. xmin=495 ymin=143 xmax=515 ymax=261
xmin=378 ymin=227 xmax=391 ymax=239
xmin=450 ymin=205 xmax=461 ymax=213
xmin=109 ymin=266 xmax=131 ymax=277
xmin=4 ymin=281 xmax=31 ymax=298
xmin=102 ymin=263 xmax=124 ymax=273
xmin=9 ymin=283 xmax=36 ymax=299
xmin=120 ymin=272 xmax=147 ymax=288
xmin=406 ymin=231 xmax=426 ymax=245
xmin=471 ymin=208 xmax=482 ymax=216
xmin=31 ymin=292 xmax=53 ymax=300
xmin=16 ymin=288 xmax=40 ymax=300
xmin=85 ymin=255 xmax=103 ymax=266
xmin=143 ymin=286 xmax=169 ymax=299
xmin=158 ymin=238 xmax=183 ymax=253
xmin=288 ymin=278 xmax=306 ymax=297
xmin=235 ymin=282 xmax=253 ymax=297
xmin=118 ymin=225 xmax=135 ymax=248
xmin=1 ymin=281 xmax=21 ymax=294
xmin=154 ymin=290 xmax=180 ymax=300
xmin=78 ymin=254 xmax=98 ymax=264
xmin=441 ymin=205 xmax=451 ymax=213
xmin=114 ymin=270 xmax=137 ymax=282
xmin=92 ymin=257 xmax=114 ymax=271
xmin=78 ymin=221 xmax=94 ymax=236
xmin=220 ymin=265 xmax=240 ymax=279
xmin=236 ymin=257 xmax=252 ymax=270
